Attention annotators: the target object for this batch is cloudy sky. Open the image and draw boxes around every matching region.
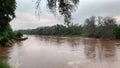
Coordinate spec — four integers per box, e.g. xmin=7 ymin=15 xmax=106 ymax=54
xmin=10 ymin=0 xmax=120 ymax=30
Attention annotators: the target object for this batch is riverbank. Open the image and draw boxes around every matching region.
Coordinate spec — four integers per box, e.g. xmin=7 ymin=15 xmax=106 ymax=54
xmin=0 ymin=37 xmax=28 ymax=47
xmin=0 ymin=31 xmax=26 ymax=47
xmin=0 ymin=58 xmax=10 ymax=68
xmin=0 ymin=40 xmax=14 ymax=47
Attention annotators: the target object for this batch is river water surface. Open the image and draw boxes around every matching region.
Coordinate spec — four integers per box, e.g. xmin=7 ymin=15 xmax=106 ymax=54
xmin=1 ymin=35 xmax=120 ymax=68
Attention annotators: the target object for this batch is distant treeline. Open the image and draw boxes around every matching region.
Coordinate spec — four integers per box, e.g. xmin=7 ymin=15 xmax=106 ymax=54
xmin=17 ymin=24 xmax=83 ymax=36
xmin=17 ymin=16 xmax=120 ymax=39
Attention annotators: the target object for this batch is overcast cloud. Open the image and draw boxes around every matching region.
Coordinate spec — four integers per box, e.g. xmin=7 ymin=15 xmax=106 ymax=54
xmin=10 ymin=0 xmax=120 ymax=30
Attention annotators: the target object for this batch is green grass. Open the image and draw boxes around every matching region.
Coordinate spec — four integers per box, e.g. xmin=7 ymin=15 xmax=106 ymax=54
xmin=0 ymin=59 xmax=10 ymax=68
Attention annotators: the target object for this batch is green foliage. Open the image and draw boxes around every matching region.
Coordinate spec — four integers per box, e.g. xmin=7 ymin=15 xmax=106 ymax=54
xmin=17 ymin=16 xmax=120 ymax=39
xmin=0 ymin=24 xmax=15 ymax=46
xmin=0 ymin=24 xmax=14 ymax=41
xmin=0 ymin=0 xmax=16 ymax=46
xmin=0 ymin=0 xmax=16 ymax=20
xmin=17 ymin=24 xmax=83 ymax=36
xmin=0 ymin=59 xmax=10 ymax=68
xmin=83 ymin=16 xmax=96 ymax=37
xmin=83 ymin=16 xmax=117 ymax=39
xmin=114 ymin=25 xmax=120 ymax=39
xmin=15 ymin=32 xmax=23 ymax=38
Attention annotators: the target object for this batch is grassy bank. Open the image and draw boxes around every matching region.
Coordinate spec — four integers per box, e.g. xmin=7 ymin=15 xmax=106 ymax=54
xmin=0 ymin=30 xmax=23 ymax=47
xmin=0 ymin=58 xmax=10 ymax=68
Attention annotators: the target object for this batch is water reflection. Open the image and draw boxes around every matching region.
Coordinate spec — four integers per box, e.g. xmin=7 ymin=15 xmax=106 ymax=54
xmin=82 ymin=38 xmax=117 ymax=62
xmin=0 ymin=35 xmax=120 ymax=68
xmin=35 ymin=36 xmax=81 ymax=48
xmin=83 ymin=38 xmax=96 ymax=60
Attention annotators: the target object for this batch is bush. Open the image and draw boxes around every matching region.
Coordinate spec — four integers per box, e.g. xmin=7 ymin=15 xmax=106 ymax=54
xmin=0 ymin=59 xmax=10 ymax=68
xmin=17 ymin=24 xmax=83 ymax=36
xmin=15 ymin=32 xmax=23 ymax=38
xmin=0 ymin=24 xmax=16 ymax=46
xmin=114 ymin=25 xmax=120 ymax=39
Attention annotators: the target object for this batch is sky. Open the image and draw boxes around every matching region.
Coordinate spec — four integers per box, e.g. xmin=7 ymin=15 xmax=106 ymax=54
xmin=10 ymin=0 xmax=120 ymax=30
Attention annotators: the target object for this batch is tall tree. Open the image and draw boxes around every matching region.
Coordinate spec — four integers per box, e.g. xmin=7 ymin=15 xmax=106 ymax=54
xmin=97 ymin=16 xmax=116 ymax=38
xmin=83 ymin=16 xmax=96 ymax=37
xmin=0 ymin=0 xmax=16 ymax=46
xmin=0 ymin=0 xmax=16 ymax=21
xmin=0 ymin=0 xmax=16 ymax=30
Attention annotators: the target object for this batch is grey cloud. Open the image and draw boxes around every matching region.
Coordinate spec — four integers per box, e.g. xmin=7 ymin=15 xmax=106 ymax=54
xmin=73 ymin=0 xmax=120 ymax=24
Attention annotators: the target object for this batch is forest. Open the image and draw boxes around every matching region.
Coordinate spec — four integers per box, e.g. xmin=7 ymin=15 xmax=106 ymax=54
xmin=18 ymin=16 xmax=120 ymax=39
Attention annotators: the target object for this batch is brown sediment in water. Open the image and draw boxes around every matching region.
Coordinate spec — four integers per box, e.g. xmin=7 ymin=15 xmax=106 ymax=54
xmin=0 ymin=35 xmax=120 ymax=68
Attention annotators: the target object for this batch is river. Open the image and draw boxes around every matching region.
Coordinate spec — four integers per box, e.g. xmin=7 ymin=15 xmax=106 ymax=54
xmin=1 ymin=35 xmax=120 ymax=68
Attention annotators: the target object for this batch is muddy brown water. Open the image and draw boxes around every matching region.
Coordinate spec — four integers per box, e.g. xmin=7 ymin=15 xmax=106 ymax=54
xmin=1 ymin=35 xmax=120 ymax=68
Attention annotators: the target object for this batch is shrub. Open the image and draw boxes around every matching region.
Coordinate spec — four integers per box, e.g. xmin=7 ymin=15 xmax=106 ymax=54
xmin=114 ymin=25 xmax=120 ymax=39
xmin=0 ymin=59 xmax=10 ymax=68
xmin=15 ymin=32 xmax=23 ymax=38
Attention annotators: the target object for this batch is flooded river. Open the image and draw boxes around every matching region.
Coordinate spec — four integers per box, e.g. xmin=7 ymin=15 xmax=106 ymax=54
xmin=1 ymin=35 xmax=120 ymax=68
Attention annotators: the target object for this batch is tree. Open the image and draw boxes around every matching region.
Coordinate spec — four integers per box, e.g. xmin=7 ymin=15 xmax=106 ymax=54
xmin=96 ymin=16 xmax=116 ymax=38
xmin=0 ymin=0 xmax=16 ymax=22
xmin=36 ymin=0 xmax=80 ymax=26
xmin=0 ymin=0 xmax=16 ymax=32
xmin=0 ymin=0 xmax=16 ymax=31
xmin=83 ymin=16 xmax=117 ymax=39
xmin=15 ymin=32 xmax=23 ymax=38
xmin=83 ymin=16 xmax=96 ymax=37
xmin=0 ymin=0 xmax=79 ymax=46
xmin=114 ymin=25 xmax=120 ymax=39
xmin=0 ymin=0 xmax=16 ymax=46
xmin=17 ymin=24 xmax=83 ymax=36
